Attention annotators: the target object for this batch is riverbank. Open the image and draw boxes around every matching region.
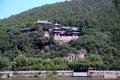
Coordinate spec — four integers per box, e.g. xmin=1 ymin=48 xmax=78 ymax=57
xmin=1 ymin=70 xmax=120 ymax=79
xmin=2 ymin=77 xmax=120 ymax=80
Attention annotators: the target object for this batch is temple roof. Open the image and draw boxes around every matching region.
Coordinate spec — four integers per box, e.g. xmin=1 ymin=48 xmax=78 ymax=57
xmin=37 ymin=19 xmax=52 ymax=24
xmin=55 ymin=22 xmax=61 ymax=26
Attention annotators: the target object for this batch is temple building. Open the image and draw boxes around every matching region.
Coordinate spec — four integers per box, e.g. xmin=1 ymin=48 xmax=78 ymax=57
xmin=37 ymin=19 xmax=80 ymax=42
xmin=20 ymin=27 xmax=37 ymax=33
xmin=54 ymin=22 xmax=61 ymax=27
xmin=51 ymin=26 xmax=80 ymax=37
xmin=37 ymin=19 xmax=52 ymax=27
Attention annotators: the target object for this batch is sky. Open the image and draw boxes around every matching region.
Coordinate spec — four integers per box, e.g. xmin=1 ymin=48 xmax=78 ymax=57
xmin=0 ymin=0 xmax=65 ymax=19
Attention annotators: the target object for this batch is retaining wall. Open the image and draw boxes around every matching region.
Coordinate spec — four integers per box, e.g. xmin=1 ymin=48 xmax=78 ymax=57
xmin=88 ymin=71 xmax=120 ymax=78
xmin=0 ymin=71 xmax=73 ymax=78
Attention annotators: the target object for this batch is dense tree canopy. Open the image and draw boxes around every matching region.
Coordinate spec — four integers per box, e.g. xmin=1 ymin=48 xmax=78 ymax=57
xmin=0 ymin=0 xmax=120 ymax=71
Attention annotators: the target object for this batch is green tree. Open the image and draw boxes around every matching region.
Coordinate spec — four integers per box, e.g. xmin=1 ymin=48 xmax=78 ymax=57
xmin=12 ymin=54 xmax=28 ymax=70
xmin=86 ymin=54 xmax=107 ymax=70
xmin=0 ymin=56 xmax=9 ymax=70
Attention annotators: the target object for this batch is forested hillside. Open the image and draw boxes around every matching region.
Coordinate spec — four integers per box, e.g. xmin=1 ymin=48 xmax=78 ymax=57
xmin=0 ymin=0 xmax=120 ymax=71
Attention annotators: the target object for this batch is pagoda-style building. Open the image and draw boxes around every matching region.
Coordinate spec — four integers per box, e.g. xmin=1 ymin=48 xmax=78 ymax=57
xmin=37 ymin=19 xmax=80 ymax=42
xmin=20 ymin=27 xmax=37 ymax=33
xmin=51 ymin=26 xmax=80 ymax=37
xmin=37 ymin=19 xmax=52 ymax=27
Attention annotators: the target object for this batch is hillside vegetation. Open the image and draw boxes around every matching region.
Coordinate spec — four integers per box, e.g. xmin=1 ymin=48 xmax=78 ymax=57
xmin=0 ymin=0 xmax=120 ymax=71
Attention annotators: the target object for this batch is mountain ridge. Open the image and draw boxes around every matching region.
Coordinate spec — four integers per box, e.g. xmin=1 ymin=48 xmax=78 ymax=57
xmin=0 ymin=0 xmax=119 ymax=29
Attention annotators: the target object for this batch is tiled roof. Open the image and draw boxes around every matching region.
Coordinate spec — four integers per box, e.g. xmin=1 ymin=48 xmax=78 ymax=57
xmin=55 ymin=22 xmax=61 ymax=26
xmin=37 ymin=19 xmax=52 ymax=24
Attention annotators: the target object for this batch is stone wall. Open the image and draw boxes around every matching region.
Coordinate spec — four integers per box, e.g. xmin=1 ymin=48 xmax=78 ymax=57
xmin=0 ymin=71 xmax=73 ymax=79
xmin=54 ymin=36 xmax=78 ymax=43
xmin=88 ymin=71 xmax=120 ymax=78
xmin=1 ymin=70 xmax=120 ymax=79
